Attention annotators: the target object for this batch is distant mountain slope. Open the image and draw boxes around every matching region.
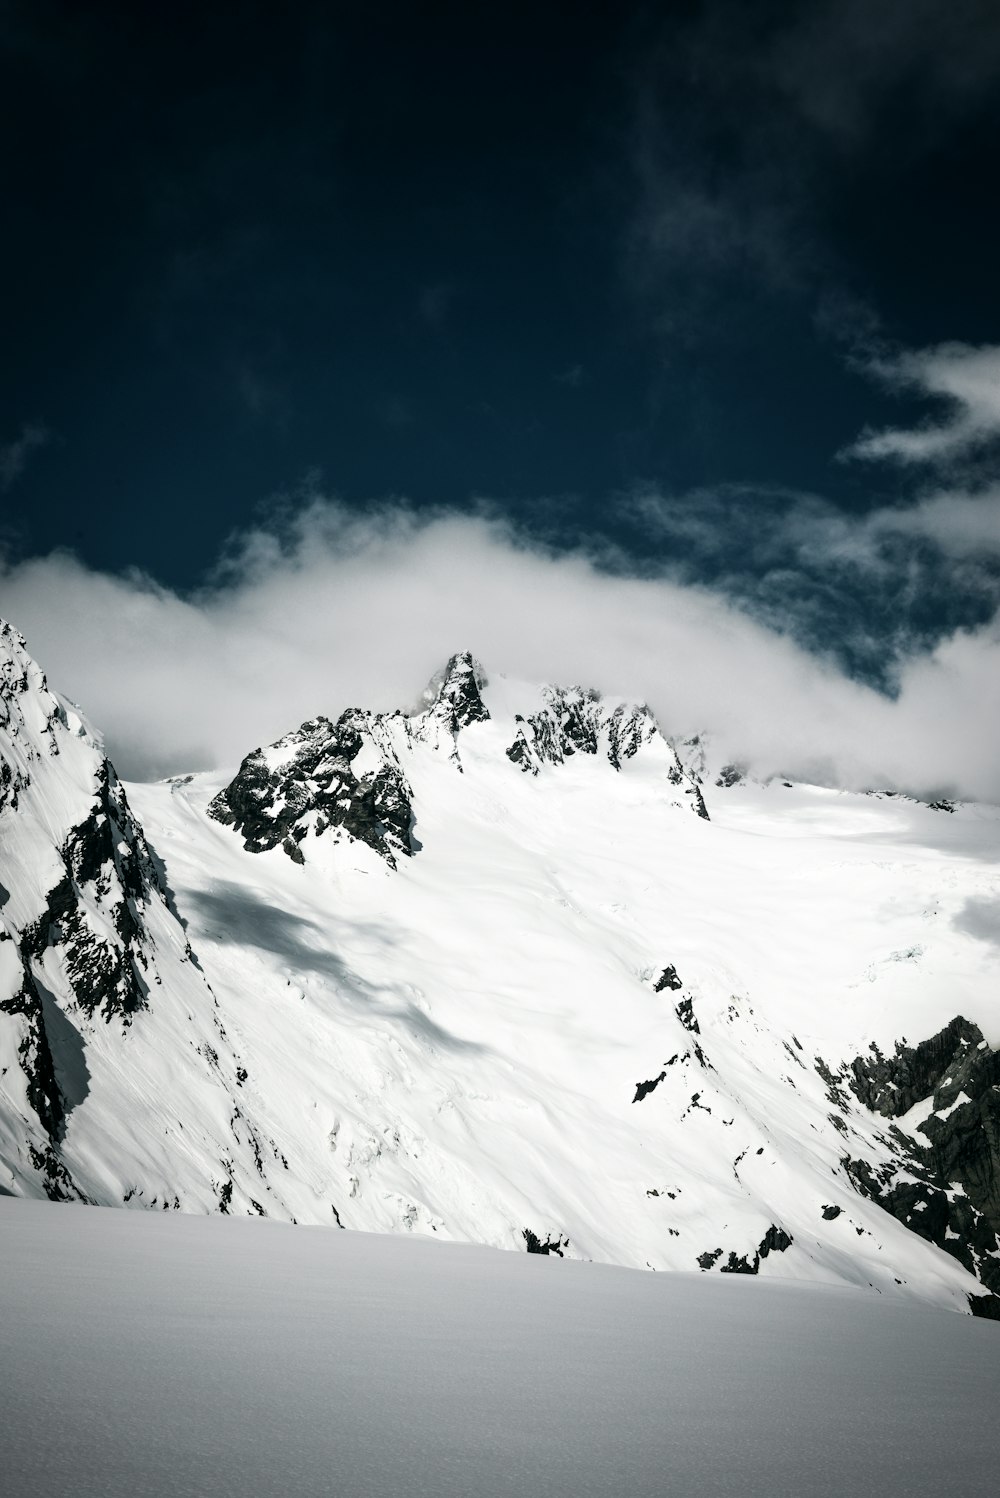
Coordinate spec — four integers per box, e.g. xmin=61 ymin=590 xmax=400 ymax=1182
xmin=3 ymin=621 xmax=1000 ymax=1314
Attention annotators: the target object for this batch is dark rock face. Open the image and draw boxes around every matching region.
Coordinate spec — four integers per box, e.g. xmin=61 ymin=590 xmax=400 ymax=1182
xmin=506 ymin=686 xmax=603 ymax=773
xmin=208 ymin=710 xmax=415 ymax=868
xmin=760 ymin=1224 xmax=793 ymax=1256
xmin=506 ymin=686 xmax=709 ymax=817
xmin=835 ymin=1017 xmax=1000 ymax=1302
xmin=421 ymin=652 xmax=490 ymax=737
xmin=715 ymin=764 xmax=745 ymax=789
xmin=1 ymin=621 xmax=291 ymax=1221
xmin=666 ymin=758 xmax=710 ymax=819
xmin=633 ymin=1070 xmax=667 ymax=1103
xmin=666 ymin=735 xmax=712 ymax=819
xmin=714 ymin=1226 xmax=793 ymax=1275
xmin=847 ymin=1015 xmax=983 ymax=1119
xmin=21 ymin=762 xmax=159 ymax=1025
xmin=0 ymin=625 xmax=162 ymax=1184
xmin=412 ymin=652 xmax=490 ymax=771
xmin=654 ymin=966 xmax=683 ymax=993
xmin=27 ymin=1141 xmax=88 ymax=1202
xmin=208 ymin=654 xmax=493 ymax=863
xmin=523 ymin=1228 xmax=568 ymax=1256
xmin=0 ymin=936 xmax=64 ymax=1141
xmin=0 ymin=749 xmax=191 ymax=1162
xmin=676 ymin=997 xmax=700 ymax=1035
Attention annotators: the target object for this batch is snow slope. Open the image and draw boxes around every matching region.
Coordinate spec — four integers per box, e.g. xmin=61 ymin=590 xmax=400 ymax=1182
xmin=3 ymin=627 xmax=1000 ymax=1315
xmin=0 ymin=620 xmax=296 ymax=1215
xmin=2 ymin=1196 xmax=1000 ymax=1498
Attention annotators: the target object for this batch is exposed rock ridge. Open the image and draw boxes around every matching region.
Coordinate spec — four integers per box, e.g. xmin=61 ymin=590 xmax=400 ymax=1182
xmin=208 ymin=654 xmax=494 ymax=863
xmin=506 ymin=686 xmax=709 ymax=817
xmin=210 ymin=654 xmax=710 ymax=866
xmin=208 ymin=710 xmax=415 ymax=867
xmin=0 ymin=620 xmax=76 ymax=815
xmin=1 ymin=626 xmax=163 ymax=1028
xmin=415 ymin=651 xmax=490 ymax=743
xmin=824 ymin=1017 xmax=1000 ymax=1307
xmin=24 ymin=762 xmax=166 ymax=1025
xmin=1 ymin=620 xmax=296 ymax=1216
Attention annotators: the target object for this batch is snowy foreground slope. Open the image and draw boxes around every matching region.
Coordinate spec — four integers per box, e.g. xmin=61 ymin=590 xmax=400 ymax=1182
xmin=3 ymin=622 xmax=1000 ymax=1317
xmin=3 ymin=1197 xmax=1000 ymax=1498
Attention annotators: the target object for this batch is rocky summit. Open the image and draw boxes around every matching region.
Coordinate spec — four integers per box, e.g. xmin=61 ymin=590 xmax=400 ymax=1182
xmin=3 ymin=619 xmax=1000 ymax=1317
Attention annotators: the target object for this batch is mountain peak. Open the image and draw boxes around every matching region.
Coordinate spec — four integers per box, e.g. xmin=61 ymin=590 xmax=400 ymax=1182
xmin=418 ymin=652 xmax=490 ymax=734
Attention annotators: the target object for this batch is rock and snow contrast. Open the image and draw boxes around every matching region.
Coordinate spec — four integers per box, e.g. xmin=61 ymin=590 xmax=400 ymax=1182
xmin=3 ymin=622 xmax=1000 ymax=1321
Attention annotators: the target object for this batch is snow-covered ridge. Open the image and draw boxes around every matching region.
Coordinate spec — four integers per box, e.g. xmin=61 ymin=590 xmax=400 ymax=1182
xmin=3 ymin=619 xmax=1000 ymax=1317
xmin=0 ymin=621 xmax=296 ymax=1215
xmin=207 ymin=650 xmax=708 ymax=866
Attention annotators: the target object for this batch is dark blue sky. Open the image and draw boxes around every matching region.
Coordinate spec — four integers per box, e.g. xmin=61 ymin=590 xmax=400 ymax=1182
xmin=3 ymin=0 xmax=1000 ymax=678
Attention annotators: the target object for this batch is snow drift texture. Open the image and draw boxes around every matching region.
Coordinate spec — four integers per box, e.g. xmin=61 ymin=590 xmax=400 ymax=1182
xmin=4 ymin=1198 xmax=1000 ymax=1498
xmin=2 ymin=619 xmax=1000 ymax=1317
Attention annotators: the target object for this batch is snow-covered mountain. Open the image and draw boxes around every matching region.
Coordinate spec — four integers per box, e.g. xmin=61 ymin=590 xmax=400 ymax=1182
xmin=3 ymin=622 xmax=1000 ymax=1317
xmin=0 ymin=621 xmax=295 ymax=1215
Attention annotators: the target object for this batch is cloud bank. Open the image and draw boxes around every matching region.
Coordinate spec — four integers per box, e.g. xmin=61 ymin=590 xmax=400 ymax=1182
xmin=3 ymin=496 xmax=1000 ymax=805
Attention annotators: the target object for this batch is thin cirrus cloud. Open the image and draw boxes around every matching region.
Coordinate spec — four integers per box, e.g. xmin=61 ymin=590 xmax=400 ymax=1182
xmin=845 ymin=342 xmax=1000 ymax=466
xmin=624 ymin=2 xmax=1000 ymax=327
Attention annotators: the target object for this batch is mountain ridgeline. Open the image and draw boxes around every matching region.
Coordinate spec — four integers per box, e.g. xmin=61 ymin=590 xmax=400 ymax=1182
xmin=2 ymin=623 xmax=1000 ymax=1317
xmin=206 ymin=651 xmax=708 ymax=866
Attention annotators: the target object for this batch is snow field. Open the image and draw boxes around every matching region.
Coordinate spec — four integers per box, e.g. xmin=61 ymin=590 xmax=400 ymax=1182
xmin=2 ymin=1196 xmax=999 ymax=1498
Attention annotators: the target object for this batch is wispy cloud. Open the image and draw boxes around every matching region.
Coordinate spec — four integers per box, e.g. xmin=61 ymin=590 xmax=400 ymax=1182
xmin=623 ymin=2 xmax=1000 ymax=326
xmin=618 ymin=479 xmax=1000 ymax=684
xmin=762 ymin=0 xmax=1000 ymax=143
xmin=872 ymin=485 xmax=1000 ymax=557
xmin=845 ymin=343 xmax=1000 ymax=467
xmin=0 ymin=423 xmax=49 ymax=490
xmin=554 ymin=365 xmax=585 ymax=389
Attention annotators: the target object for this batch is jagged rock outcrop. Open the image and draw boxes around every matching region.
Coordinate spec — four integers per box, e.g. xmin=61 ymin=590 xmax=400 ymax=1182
xmin=415 ymin=651 xmax=490 ymax=755
xmin=0 ymin=621 xmax=295 ymax=1215
xmin=208 ymin=710 xmax=416 ymax=867
xmin=523 ymin=1228 xmax=569 ymax=1256
xmin=830 ymin=1017 xmax=1000 ymax=1307
xmin=714 ymin=1224 xmax=794 ymax=1275
xmin=207 ymin=652 xmax=498 ymax=863
xmin=211 ymin=653 xmax=710 ymax=866
xmin=0 ymin=624 xmax=164 ymax=1032
xmin=506 ymin=686 xmax=708 ymax=817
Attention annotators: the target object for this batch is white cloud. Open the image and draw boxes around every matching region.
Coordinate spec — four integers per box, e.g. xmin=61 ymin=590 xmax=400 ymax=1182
xmin=871 ymin=484 xmax=1000 ymax=555
xmin=847 ymin=342 xmax=1000 ymax=466
xmin=3 ymin=499 xmax=1000 ymax=805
